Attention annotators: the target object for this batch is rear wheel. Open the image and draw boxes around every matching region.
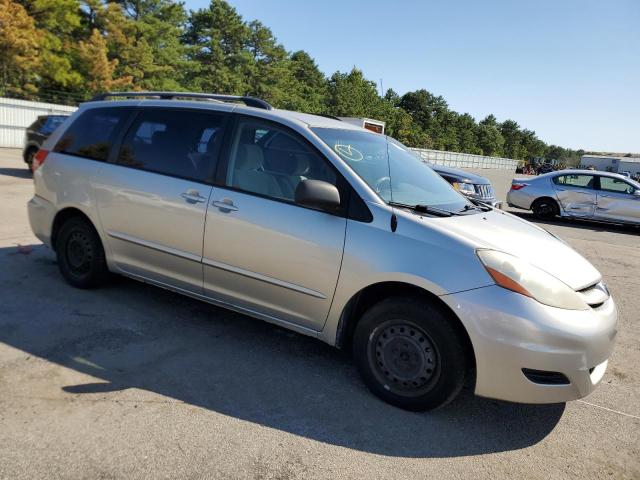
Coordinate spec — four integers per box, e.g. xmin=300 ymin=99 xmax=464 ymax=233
xmin=25 ymin=147 xmax=37 ymax=172
xmin=532 ymin=198 xmax=559 ymax=220
xmin=55 ymin=217 xmax=109 ymax=288
xmin=353 ymin=296 xmax=467 ymax=411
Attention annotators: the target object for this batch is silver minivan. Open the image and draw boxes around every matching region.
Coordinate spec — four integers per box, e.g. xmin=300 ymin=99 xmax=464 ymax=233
xmin=28 ymin=92 xmax=617 ymax=411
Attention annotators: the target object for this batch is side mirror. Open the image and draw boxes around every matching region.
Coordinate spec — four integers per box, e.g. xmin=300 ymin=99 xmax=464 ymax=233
xmin=295 ymin=179 xmax=341 ymax=211
xmin=633 ymin=189 xmax=640 ymax=197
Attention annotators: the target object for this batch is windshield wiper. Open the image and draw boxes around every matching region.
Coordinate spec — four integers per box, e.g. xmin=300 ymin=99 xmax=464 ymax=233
xmin=388 ymin=201 xmax=455 ymax=217
xmin=458 ymin=204 xmax=479 ymax=212
xmin=466 ymin=199 xmax=492 ymax=212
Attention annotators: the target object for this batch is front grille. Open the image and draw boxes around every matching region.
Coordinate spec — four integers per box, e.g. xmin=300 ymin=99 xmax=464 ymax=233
xmin=474 ymin=184 xmax=495 ymax=199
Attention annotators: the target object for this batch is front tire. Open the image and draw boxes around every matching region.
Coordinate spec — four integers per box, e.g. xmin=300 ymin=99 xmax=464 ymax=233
xmin=353 ymin=297 xmax=467 ymax=411
xmin=55 ymin=217 xmax=109 ymax=288
xmin=532 ymin=198 xmax=559 ymax=220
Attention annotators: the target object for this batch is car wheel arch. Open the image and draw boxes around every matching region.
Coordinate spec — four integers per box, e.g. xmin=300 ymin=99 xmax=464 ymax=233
xmin=531 ymin=196 xmax=560 ymax=216
xmin=334 ymin=281 xmax=476 ymax=371
xmin=51 ymin=207 xmax=99 ymax=252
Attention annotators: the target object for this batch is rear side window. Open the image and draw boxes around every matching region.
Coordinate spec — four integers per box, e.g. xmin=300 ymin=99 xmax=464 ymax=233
xmin=54 ymin=108 xmax=132 ymax=161
xmin=116 ymin=109 xmax=227 ymax=182
xmin=552 ymin=174 xmax=595 ymax=189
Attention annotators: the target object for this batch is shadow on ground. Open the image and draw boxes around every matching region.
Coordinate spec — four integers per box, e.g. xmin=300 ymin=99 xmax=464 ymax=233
xmin=0 ymin=244 xmax=565 ymax=458
xmin=509 ymin=210 xmax=640 ymax=236
xmin=0 ymin=167 xmax=31 ymax=179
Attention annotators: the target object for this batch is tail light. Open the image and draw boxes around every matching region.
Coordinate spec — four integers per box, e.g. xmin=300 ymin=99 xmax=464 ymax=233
xmin=32 ymin=149 xmax=49 ymax=172
xmin=510 ymin=183 xmax=528 ymax=191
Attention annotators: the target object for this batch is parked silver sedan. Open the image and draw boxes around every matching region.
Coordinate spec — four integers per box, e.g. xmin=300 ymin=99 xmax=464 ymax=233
xmin=507 ymin=169 xmax=640 ymax=225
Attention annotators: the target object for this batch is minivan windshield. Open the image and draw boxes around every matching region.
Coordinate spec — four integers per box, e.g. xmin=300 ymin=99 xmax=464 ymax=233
xmin=312 ymin=128 xmax=472 ymax=213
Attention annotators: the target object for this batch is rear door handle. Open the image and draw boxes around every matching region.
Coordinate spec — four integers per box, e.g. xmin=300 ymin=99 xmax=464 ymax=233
xmin=212 ymin=199 xmax=239 ymax=212
xmin=181 ymin=190 xmax=207 ymax=204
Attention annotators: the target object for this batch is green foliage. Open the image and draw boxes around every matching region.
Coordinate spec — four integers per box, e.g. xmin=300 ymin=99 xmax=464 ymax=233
xmin=4 ymin=0 xmax=579 ymax=160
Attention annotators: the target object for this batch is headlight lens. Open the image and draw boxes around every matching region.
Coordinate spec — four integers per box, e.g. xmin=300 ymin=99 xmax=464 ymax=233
xmin=477 ymin=249 xmax=589 ymax=310
xmin=453 ymin=182 xmax=475 ymax=194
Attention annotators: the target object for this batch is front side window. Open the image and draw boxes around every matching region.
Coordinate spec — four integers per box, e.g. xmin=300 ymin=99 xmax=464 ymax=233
xmin=54 ymin=108 xmax=131 ymax=161
xmin=311 ymin=128 xmax=469 ymax=212
xmin=117 ymin=109 xmax=226 ymax=182
xmin=599 ymin=176 xmax=637 ymax=194
xmin=226 ymin=119 xmax=337 ymax=202
xmin=553 ymin=174 xmax=595 ymax=189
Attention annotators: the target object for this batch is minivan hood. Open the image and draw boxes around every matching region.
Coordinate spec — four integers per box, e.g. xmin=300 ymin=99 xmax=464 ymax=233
xmin=429 ymin=209 xmax=601 ymax=290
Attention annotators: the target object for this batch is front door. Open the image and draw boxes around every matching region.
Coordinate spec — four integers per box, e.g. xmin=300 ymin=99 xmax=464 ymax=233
xmin=94 ymin=108 xmax=228 ymax=293
xmin=202 ymin=117 xmax=347 ymax=330
xmin=595 ymin=176 xmax=640 ymax=224
xmin=552 ymin=174 xmax=597 ymax=218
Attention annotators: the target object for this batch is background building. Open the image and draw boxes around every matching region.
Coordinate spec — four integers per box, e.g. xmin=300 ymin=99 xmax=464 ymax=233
xmin=580 ymin=154 xmax=640 ymax=176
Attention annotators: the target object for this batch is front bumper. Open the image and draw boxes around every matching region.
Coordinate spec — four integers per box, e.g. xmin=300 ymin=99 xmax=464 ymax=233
xmin=441 ymin=285 xmax=617 ymax=404
xmin=27 ymin=195 xmax=56 ymax=247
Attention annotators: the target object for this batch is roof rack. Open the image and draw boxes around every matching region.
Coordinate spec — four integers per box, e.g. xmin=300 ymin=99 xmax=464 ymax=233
xmin=89 ymin=92 xmax=273 ymax=110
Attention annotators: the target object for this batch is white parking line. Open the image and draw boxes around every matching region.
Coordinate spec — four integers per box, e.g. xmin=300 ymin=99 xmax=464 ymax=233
xmin=577 ymin=399 xmax=640 ymax=420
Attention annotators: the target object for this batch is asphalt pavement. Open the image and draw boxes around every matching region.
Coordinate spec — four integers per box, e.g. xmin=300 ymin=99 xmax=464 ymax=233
xmin=0 ymin=148 xmax=638 ymax=479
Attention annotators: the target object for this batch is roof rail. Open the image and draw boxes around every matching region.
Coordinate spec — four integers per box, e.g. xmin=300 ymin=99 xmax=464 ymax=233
xmin=89 ymin=92 xmax=273 ymax=110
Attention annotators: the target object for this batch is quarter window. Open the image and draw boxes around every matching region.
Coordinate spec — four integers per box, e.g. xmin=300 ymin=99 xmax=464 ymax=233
xmin=599 ymin=177 xmax=635 ymax=194
xmin=552 ymin=174 xmax=595 ymax=189
xmin=54 ymin=108 xmax=132 ymax=161
xmin=226 ymin=119 xmax=337 ymax=203
xmin=116 ymin=109 xmax=226 ymax=182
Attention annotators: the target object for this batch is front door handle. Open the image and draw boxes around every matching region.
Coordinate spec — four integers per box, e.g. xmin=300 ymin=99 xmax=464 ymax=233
xmin=212 ymin=198 xmax=239 ymax=212
xmin=181 ymin=189 xmax=207 ymax=204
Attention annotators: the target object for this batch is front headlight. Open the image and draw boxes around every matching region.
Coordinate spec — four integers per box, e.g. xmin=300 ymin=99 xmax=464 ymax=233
xmin=477 ymin=249 xmax=589 ymax=310
xmin=453 ymin=182 xmax=475 ymax=195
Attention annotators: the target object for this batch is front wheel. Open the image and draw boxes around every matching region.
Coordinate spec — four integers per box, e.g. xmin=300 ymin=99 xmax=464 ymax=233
xmin=353 ymin=297 xmax=468 ymax=411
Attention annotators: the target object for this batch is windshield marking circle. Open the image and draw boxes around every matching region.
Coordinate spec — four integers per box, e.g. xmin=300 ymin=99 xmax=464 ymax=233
xmin=334 ymin=144 xmax=363 ymax=161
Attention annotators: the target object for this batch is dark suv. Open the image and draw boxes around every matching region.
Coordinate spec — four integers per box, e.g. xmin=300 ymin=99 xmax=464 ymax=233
xmin=23 ymin=115 xmax=69 ymax=171
xmin=430 ymin=164 xmax=498 ymax=206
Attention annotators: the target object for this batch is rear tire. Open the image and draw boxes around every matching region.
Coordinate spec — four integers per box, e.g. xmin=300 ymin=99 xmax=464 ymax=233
xmin=532 ymin=198 xmax=559 ymax=220
xmin=25 ymin=147 xmax=37 ymax=172
xmin=55 ymin=217 xmax=109 ymax=289
xmin=353 ymin=296 xmax=467 ymax=411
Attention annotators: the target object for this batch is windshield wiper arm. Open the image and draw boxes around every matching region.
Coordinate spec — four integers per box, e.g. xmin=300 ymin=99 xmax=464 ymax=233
xmin=388 ymin=201 xmax=455 ymax=217
xmin=466 ymin=198 xmax=492 ymax=212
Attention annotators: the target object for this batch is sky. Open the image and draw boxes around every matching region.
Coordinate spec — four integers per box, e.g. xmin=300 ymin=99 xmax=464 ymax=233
xmin=185 ymin=0 xmax=640 ymax=153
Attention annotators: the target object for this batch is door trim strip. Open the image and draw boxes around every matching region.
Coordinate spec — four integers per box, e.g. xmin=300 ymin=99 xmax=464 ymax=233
xmin=119 ymin=269 xmax=321 ymax=336
xmin=202 ymin=257 xmax=327 ymax=299
xmin=107 ymin=231 xmax=202 ymax=263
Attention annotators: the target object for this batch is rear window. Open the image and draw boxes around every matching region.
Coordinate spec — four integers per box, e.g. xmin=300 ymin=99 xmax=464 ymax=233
xmin=41 ymin=116 xmax=67 ymax=135
xmin=54 ymin=108 xmax=132 ymax=161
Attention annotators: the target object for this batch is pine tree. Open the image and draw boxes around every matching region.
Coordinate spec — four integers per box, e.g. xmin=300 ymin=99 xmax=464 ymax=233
xmin=0 ymin=0 xmax=41 ymax=95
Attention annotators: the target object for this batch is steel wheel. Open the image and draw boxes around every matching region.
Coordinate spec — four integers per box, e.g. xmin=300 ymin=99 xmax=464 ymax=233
xmin=56 ymin=217 xmax=109 ymax=288
xmin=65 ymin=231 xmax=94 ymax=275
xmin=368 ymin=320 xmax=441 ymax=397
xmin=353 ymin=296 xmax=468 ymax=411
